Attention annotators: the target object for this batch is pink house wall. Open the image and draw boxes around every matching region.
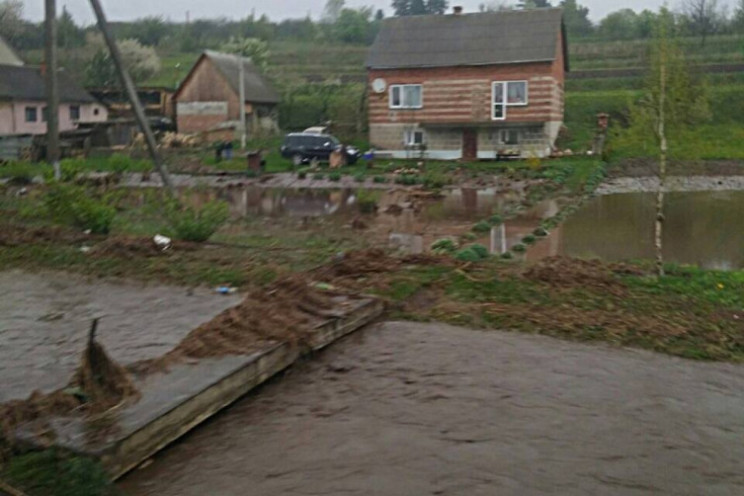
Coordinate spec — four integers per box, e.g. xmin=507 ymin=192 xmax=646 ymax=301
xmin=0 ymin=101 xmax=108 ymax=135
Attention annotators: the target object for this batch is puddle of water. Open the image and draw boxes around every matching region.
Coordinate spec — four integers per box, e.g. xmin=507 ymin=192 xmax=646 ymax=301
xmin=530 ymin=191 xmax=744 ymax=269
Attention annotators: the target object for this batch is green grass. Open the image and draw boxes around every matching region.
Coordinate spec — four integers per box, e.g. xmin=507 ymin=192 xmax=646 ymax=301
xmin=2 ymin=450 xmax=116 ymax=496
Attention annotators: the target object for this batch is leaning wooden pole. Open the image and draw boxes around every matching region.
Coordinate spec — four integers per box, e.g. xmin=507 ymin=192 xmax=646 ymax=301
xmin=44 ymin=0 xmax=60 ymax=180
xmin=88 ymin=0 xmax=174 ymax=194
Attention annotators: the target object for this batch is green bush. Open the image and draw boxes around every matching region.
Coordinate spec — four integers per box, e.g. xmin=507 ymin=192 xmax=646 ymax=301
xmin=461 ymin=232 xmax=477 ymax=242
xmin=313 ymin=173 xmax=324 ymax=180
xmin=472 ymin=221 xmax=491 ymax=233
xmin=522 ymin=234 xmax=537 ymax=244
xmin=373 ymin=175 xmax=387 ymax=183
xmin=422 ymin=172 xmax=449 ymax=189
xmin=454 ymin=247 xmax=482 ymax=262
xmin=395 ymin=174 xmax=418 ymax=185
xmin=354 ymin=173 xmax=366 ymax=183
xmin=533 ymin=227 xmax=549 ymax=237
xmin=512 ymin=243 xmax=527 ymax=253
xmin=107 ymin=153 xmax=135 ymax=173
xmin=488 ymin=214 xmax=503 ymax=226
xmin=43 ymin=184 xmax=116 ymax=234
xmin=164 ymin=199 xmax=229 ymax=242
xmin=431 ymin=238 xmax=458 ymax=254
xmin=328 ymin=171 xmax=341 ymax=182
xmin=297 ymin=170 xmax=307 ymax=179
xmin=469 ymin=243 xmax=489 ymax=259
xmin=500 ymin=251 xmax=513 ymax=259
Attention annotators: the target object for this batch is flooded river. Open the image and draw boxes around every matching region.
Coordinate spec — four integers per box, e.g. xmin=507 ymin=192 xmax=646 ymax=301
xmin=120 ymin=321 xmax=744 ymax=495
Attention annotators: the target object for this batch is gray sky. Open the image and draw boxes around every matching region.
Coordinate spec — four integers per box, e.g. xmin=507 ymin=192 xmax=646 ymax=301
xmin=18 ymin=0 xmax=733 ymax=26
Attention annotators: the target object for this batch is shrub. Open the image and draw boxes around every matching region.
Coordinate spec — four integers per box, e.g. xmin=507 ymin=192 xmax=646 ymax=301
xmin=454 ymin=247 xmax=482 ymax=262
xmin=313 ymin=173 xmax=324 ymax=180
xmin=472 ymin=221 xmax=491 ymax=233
xmin=107 ymin=153 xmax=135 ymax=173
xmin=328 ymin=171 xmax=341 ymax=182
xmin=43 ymin=184 xmax=116 ymax=234
xmin=431 ymin=238 xmax=458 ymax=254
xmin=461 ymin=232 xmax=477 ymax=242
xmin=533 ymin=227 xmax=549 ymax=237
xmin=522 ymin=234 xmax=537 ymax=244
xmin=297 ymin=170 xmax=307 ymax=179
xmin=422 ymin=172 xmax=449 ymax=189
xmin=488 ymin=214 xmax=503 ymax=226
xmin=354 ymin=173 xmax=365 ymax=183
xmin=468 ymin=243 xmax=489 ymax=259
xmin=164 ymin=199 xmax=229 ymax=242
xmin=373 ymin=175 xmax=387 ymax=183
xmin=500 ymin=251 xmax=513 ymax=259
xmin=512 ymin=243 xmax=527 ymax=253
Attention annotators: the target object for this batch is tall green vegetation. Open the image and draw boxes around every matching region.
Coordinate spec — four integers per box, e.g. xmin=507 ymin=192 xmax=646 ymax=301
xmin=618 ymin=8 xmax=710 ymax=276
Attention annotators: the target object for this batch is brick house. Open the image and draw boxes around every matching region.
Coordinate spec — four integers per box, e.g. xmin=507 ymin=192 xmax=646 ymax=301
xmin=366 ymin=7 xmax=568 ymax=160
xmin=0 ymin=64 xmax=108 ymax=136
xmin=174 ymin=51 xmax=280 ymax=137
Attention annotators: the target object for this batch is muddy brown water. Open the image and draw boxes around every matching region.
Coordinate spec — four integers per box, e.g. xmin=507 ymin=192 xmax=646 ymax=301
xmin=207 ymin=187 xmax=744 ymax=268
xmin=120 ymin=321 xmax=744 ymax=495
xmin=532 ymin=191 xmax=744 ymax=269
xmin=0 ymin=270 xmax=240 ymax=402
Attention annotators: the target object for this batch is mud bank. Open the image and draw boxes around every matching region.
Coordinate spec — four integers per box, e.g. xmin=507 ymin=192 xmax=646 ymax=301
xmin=596 ymin=175 xmax=744 ymax=195
xmin=120 ymin=321 xmax=744 ymax=496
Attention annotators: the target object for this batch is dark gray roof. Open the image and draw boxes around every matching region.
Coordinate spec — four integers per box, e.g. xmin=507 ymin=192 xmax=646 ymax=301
xmin=367 ymin=8 xmax=567 ymax=70
xmin=0 ymin=65 xmax=96 ymax=103
xmin=204 ymin=50 xmax=280 ymax=104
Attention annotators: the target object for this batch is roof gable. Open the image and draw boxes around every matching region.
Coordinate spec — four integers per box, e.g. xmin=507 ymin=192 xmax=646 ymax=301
xmin=174 ymin=51 xmax=280 ymax=105
xmin=0 ymin=65 xmax=96 ymax=103
xmin=367 ymin=8 xmax=567 ymax=70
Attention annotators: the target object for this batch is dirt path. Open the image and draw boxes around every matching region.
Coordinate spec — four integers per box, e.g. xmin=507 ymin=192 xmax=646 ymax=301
xmin=0 ymin=270 xmax=240 ymax=402
xmin=120 ymin=321 xmax=744 ymax=496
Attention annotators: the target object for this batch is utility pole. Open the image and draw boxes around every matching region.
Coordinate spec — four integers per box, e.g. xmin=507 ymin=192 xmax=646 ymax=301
xmin=88 ymin=0 xmax=174 ymax=194
xmin=238 ymin=54 xmax=247 ymax=150
xmin=44 ymin=0 xmax=60 ymax=180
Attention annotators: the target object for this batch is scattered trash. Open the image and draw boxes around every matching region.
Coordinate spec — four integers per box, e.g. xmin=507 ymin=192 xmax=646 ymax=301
xmin=80 ymin=245 xmax=91 ymax=253
xmin=313 ymin=282 xmax=337 ymax=291
xmin=153 ymin=234 xmax=172 ymax=251
xmin=83 ymin=229 xmax=92 ymax=235
xmin=215 ymin=286 xmax=238 ymax=295
xmin=16 ymin=187 xmax=28 ymax=197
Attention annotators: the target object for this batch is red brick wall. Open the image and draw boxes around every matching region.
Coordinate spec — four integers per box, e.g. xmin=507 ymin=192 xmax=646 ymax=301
xmin=368 ymin=40 xmax=566 ymax=127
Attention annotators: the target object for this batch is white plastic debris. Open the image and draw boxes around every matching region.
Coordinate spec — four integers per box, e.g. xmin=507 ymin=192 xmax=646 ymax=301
xmin=80 ymin=246 xmax=91 ymax=253
xmin=153 ymin=234 xmax=172 ymax=251
xmin=215 ymin=286 xmax=238 ymax=295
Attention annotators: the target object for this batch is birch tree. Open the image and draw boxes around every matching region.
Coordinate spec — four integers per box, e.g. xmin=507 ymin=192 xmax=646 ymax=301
xmin=620 ymin=8 xmax=710 ymax=276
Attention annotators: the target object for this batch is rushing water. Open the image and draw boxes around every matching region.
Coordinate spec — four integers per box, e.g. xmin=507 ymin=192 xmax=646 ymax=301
xmin=531 ymin=191 xmax=744 ymax=270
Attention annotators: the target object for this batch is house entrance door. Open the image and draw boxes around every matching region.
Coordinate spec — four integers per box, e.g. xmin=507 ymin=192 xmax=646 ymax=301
xmin=462 ymin=129 xmax=477 ymax=161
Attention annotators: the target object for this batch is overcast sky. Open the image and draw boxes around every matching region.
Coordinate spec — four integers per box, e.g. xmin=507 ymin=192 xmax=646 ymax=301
xmin=18 ymin=0 xmax=734 ymax=25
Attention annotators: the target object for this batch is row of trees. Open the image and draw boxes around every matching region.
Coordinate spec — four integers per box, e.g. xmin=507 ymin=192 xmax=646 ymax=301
xmin=3 ymin=0 xmax=743 ymax=54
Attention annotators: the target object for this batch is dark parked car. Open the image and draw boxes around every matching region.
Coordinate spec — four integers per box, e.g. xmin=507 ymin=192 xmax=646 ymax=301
xmin=280 ymin=133 xmax=361 ymax=166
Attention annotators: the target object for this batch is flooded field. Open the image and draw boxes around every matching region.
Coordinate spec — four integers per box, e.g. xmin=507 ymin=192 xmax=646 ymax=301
xmin=185 ymin=186 xmax=744 ymax=269
xmin=0 ymin=270 xmax=240 ymax=402
xmin=120 ymin=321 xmax=744 ymax=495
xmin=534 ymin=191 xmax=744 ymax=269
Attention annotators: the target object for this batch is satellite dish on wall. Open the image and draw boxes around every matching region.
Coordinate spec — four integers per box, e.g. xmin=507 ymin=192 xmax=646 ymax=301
xmin=372 ymin=78 xmax=387 ymax=94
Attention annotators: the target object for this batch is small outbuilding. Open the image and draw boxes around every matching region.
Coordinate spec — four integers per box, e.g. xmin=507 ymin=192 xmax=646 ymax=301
xmin=174 ymin=51 xmax=280 ymax=138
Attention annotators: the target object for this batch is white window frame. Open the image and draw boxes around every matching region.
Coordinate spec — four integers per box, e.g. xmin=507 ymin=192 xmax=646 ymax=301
xmin=389 ymin=84 xmax=423 ymax=110
xmin=404 ymin=129 xmax=425 ymax=146
xmin=492 ymin=80 xmax=529 ymax=121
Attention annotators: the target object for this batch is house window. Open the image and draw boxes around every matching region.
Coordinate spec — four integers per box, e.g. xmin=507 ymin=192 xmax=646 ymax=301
xmin=93 ymin=107 xmax=100 ymax=116
xmin=501 ymin=129 xmax=519 ymax=145
xmin=404 ymin=129 xmax=425 ymax=146
xmin=492 ymin=81 xmax=529 ymax=120
xmin=25 ymin=107 xmax=37 ymax=123
xmin=70 ymin=105 xmax=81 ymax=121
xmin=390 ymin=84 xmax=423 ymax=109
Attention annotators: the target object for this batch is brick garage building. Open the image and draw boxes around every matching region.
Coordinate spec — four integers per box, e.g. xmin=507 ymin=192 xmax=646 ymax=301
xmin=174 ymin=51 xmax=280 ymax=137
xmin=366 ymin=7 xmax=568 ymax=159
